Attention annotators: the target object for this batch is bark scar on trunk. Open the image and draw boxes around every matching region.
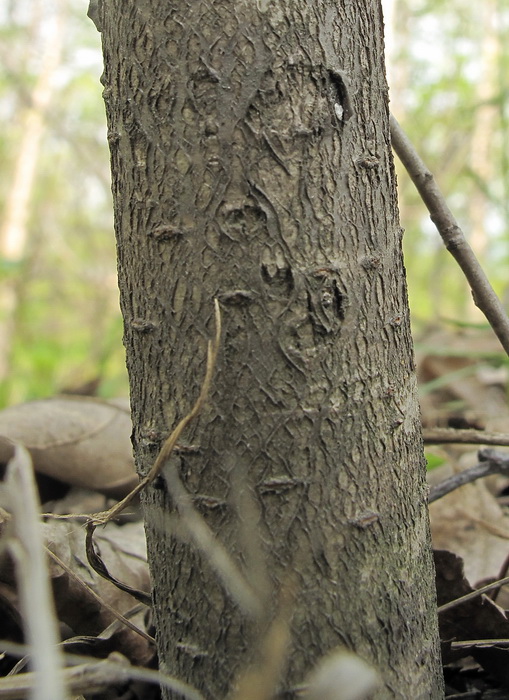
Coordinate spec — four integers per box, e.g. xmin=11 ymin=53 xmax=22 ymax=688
xmin=327 ymin=69 xmax=353 ymax=123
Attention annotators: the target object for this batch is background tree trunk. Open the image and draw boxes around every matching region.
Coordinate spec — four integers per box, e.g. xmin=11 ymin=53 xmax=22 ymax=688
xmin=99 ymin=0 xmax=444 ymax=697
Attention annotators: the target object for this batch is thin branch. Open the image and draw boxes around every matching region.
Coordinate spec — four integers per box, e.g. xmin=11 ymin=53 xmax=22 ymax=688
xmin=428 ymin=448 xmax=509 ymax=503
xmin=437 ymin=574 xmax=509 ymax=614
xmin=389 ymin=114 xmax=509 ymax=356
xmin=0 ymin=647 xmax=205 ymax=700
xmin=451 ymin=639 xmax=509 ymax=649
xmin=423 ymin=427 xmax=509 ymax=447
xmin=429 ymin=462 xmax=496 ymax=503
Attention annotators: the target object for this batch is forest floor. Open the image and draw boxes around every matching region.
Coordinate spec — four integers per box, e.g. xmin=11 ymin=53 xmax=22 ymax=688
xmin=417 ymin=324 xmax=509 ymax=699
xmin=1 ymin=322 xmax=509 ymax=698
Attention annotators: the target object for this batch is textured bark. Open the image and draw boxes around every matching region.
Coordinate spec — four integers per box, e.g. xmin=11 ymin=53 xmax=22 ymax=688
xmin=99 ymin=0 xmax=444 ymax=697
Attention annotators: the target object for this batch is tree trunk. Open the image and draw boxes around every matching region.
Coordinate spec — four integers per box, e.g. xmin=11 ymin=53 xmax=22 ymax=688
xmin=98 ymin=0 xmax=444 ymax=697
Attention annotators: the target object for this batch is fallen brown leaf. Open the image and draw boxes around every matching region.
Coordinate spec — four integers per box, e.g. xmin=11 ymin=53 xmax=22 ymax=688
xmin=435 ymin=549 xmax=509 ymax=687
xmin=0 ymin=396 xmax=137 ymax=498
xmin=429 ymin=463 xmax=509 ymax=584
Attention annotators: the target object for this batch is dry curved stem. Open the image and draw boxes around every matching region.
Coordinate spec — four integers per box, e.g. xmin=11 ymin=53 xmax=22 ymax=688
xmin=85 ymin=523 xmax=152 ymax=607
xmin=46 ymin=547 xmax=154 ymax=643
xmin=84 ymin=300 xmax=221 ymax=605
xmin=92 ymin=298 xmax=222 ymax=526
xmin=229 ymin=579 xmax=296 ymax=700
xmin=390 ymin=114 xmax=509 ymax=356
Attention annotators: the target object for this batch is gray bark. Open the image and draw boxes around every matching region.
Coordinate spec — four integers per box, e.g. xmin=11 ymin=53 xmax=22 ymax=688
xmin=99 ymin=0 xmax=444 ymax=697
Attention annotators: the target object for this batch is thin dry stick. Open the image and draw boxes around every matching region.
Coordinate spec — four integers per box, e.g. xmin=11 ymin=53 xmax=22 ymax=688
xmin=423 ymin=427 xmax=509 ymax=447
xmin=455 ymin=508 xmax=509 ymax=541
xmin=230 ymin=464 xmax=271 ymax=603
xmin=85 ymin=524 xmax=152 ymax=606
xmin=429 ymin=461 xmax=497 ymax=503
xmin=437 ymin=574 xmax=509 ymax=614
xmin=451 ymin=639 xmax=509 ymax=649
xmin=389 ymin=114 xmax=509 ymax=356
xmin=92 ymin=298 xmax=222 ymax=526
xmin=428 ymin=448 xmax=509 ymax=503
xmin=0 ymin=648 xmax=205 ymax=700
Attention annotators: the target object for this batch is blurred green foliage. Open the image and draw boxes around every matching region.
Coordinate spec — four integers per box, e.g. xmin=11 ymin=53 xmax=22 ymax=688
xmin=0 ymin=0 xmax=508 ymax=408
xmin=425 ymin=451 xmax=447 ymax=471
xmin=0 ymin=0 xmax=127 ymax=406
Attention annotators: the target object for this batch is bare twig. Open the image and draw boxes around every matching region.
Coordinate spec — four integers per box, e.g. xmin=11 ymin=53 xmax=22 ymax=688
xmin=451 ymin=639 xmax=509 ymax=649
xmin=390 ymin=114 xmax=509 ymax=356
xmin=455 ymin=508 xmax=509 ymax=541
xmin=80 ymin=299 xmax=266 ymax=619
xmin=423 ymin=427 xmax=509 ymax=447
xmin=428 ymin=448 xmax=509 ymax=503
xmin=437 ymin=574 xmax=509 ymax=614
xmin=1 ymin=508 xmax=153 ymax=642
xmin=0 ymin=648 xmax=205 ymax=700
xmin=429 ymin=462 xmax=497 ymax=503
